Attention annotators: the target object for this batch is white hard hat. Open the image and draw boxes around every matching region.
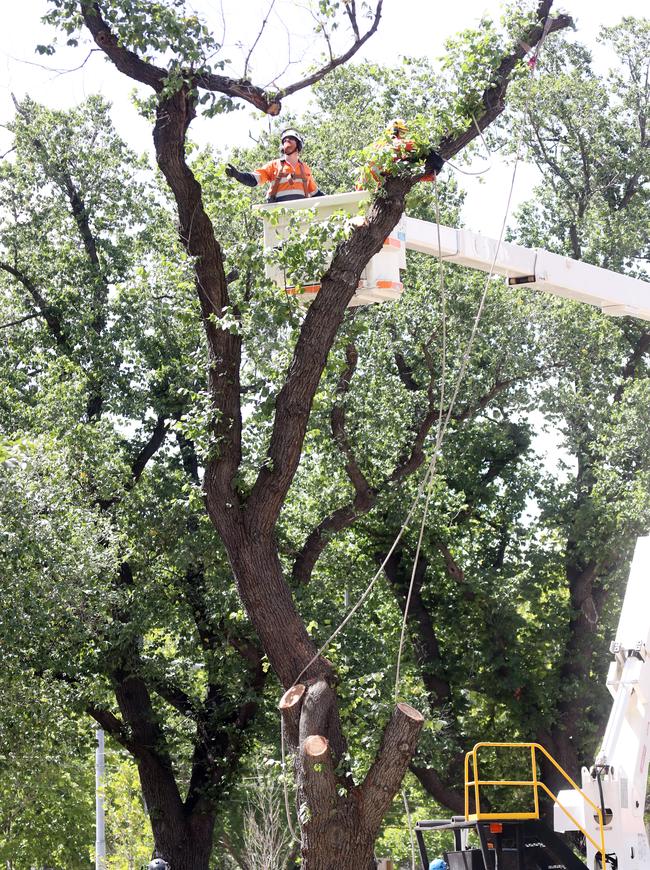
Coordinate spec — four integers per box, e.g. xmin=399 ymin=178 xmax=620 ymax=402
xmin=280 ymin=128 xmax=304 ymax=150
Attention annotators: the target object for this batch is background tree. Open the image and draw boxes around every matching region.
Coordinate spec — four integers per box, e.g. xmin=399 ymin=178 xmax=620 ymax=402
xmin=362 ymin=17 xmax=650 ymax=806
xmin=0 ymin=101 xmax=267 ymax=869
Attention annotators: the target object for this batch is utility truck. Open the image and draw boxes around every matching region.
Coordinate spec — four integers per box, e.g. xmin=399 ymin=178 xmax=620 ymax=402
xmin=416 ymin=537 xmax=650 ymax=870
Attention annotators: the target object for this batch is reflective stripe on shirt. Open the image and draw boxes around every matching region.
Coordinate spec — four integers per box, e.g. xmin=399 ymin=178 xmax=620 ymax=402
xmin=254 ymin=158 xmax=317 ymax=199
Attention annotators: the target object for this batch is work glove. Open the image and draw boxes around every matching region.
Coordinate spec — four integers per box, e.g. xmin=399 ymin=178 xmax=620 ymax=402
xmin=424 ymin=150 xmax=445 ymax=176
xmin=225 ymin=164 xmax=257 ymax=187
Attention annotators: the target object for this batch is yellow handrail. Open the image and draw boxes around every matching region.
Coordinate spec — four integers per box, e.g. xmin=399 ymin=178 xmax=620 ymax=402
xmin=463 ymin=742 xmax=606 ymax=870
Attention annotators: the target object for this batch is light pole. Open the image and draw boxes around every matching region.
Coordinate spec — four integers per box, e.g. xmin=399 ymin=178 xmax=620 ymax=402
xmin=95 ymin=727 xmax=106 ymax=870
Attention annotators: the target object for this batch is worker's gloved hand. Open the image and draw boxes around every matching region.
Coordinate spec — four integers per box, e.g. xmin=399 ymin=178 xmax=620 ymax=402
xmin=312 ymin=189 xmax=325 ymax=197
xmin=225 ymin=164 xmax=257 ymax=187
xmin=424 ymin=150 xmax=445 ymax=176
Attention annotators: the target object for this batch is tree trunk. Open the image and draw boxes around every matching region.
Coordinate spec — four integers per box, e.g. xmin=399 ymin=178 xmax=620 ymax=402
xmin=299 ymin=797 xmax=377 ymax=870
xmin=112 ymin=673 xmax=218 ymax=870
xmin=145 ymin=801 xmax=215 ymax=870
xmin=281 ymin=686 xmax=424 ymax=869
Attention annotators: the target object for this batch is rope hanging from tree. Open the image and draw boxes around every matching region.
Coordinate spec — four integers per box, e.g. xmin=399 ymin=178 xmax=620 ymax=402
xmin=279 ymin=18 xmax=554 ymax=856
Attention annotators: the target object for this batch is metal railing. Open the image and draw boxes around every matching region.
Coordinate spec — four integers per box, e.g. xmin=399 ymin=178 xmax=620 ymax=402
xmin=464 ymin=742 xmax=606 ymax=869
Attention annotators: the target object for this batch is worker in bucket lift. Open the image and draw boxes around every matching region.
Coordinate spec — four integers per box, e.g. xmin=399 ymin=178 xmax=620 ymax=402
xmin=358 ymin=118 xmax=445 ymax=187
xmin=226 ymin=129 xmax=325 ymax=203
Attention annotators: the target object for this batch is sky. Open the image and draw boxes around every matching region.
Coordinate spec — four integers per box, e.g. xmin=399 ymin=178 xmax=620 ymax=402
xmin=1 ymin=0 xmax=648 ymax=237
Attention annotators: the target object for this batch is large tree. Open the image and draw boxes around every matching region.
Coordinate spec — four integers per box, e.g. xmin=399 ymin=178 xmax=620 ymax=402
xmin=3 ymin=1 xmax=572 ymax=867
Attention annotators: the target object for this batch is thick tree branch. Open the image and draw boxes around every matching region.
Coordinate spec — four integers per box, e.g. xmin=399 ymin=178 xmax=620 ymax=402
xmin=131 ymin=416 xmax=168 ymax=484
xmin=0 ymin=311 xmax=40 ymax=329
xmin=359 ymin=702 xmax=424 ymax=832
xmin=81 ymin=0 xmax=382 ymax=116
xmin=293 ymin=375 xmax=519 ymax=584
xmin=344 ymin=0 xmax=360 ymax=41
xmin=87 ymin=704 xmax=135 ymax=750
xmin=151 ymin=676 xmax=200 ymax=719
xmin=108 ymin=670 xmax=192 ymax=838
xmin=185 ymin=683 xmax=236 ymax=811
xmin=279 ymin=684 xmax=307 ymax=748
xmin=438 ymin=2 xmax=573 ymax=161
xmin=435 ymin=540 xmax=469 ymax=589
xmin=394 ymin=349 xmax=421 ymax=391
xmin=98 ymin=416 xmax=168 ymax=509
xmin=111 ymin=671 xmax=178 ymax=770
xmin=331 ymin=344 xmax=374 ymax=507
xmin=80 ymin=2 xmax=166 ymax=89
xmin=175 ymin=429 xmax=201 ymax=484
xmin=613 ymin=330 xmax=650 ymax=401
xmin=180 ymin=565 xmax=223 ymax=653
xmin=411 ymin=764 xmax=466 ymax=815
xmin=291 ymin=342 xmax=377 ymax=581
xmin=382 ymin=550 xmax=453 ymax=704
xmin=152 ymin=88 xmax=243 ymax=508
xmin=292 ymin=502 xmax=363 ymax=585
xmin=62 ymin=171 xmax=110 ymax=334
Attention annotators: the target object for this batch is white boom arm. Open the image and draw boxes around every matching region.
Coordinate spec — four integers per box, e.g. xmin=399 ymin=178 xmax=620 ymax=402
xmin=257 ymin=193 xmax=650 ymax=318
xmin=554 ymin=536 xmax=650 ymax=870
xmin=403 ymin=217 xmax=650 ymax=321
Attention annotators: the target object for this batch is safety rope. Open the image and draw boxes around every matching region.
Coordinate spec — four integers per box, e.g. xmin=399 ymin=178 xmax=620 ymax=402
xmin=403 ymin=786 xmax=418 ymax=870
xmin=445 ymin=113 xmax=494 ymax=176
xmin=280 ymin=718 xmax=299 ymax=842
xmin=394 ymin=21 xmax=553 ymax=867
xmin=394 ymin=175 xmax=448 ymax=705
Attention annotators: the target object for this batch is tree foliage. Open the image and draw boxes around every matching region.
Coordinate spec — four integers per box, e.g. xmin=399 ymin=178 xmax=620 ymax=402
xmin=11 ymin=2 xmax=646 ymax=868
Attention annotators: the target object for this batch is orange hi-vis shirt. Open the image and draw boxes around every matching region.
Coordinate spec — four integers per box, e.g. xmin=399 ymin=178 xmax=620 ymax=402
xmin=254 ymin=157 xmax=318 ymax=201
